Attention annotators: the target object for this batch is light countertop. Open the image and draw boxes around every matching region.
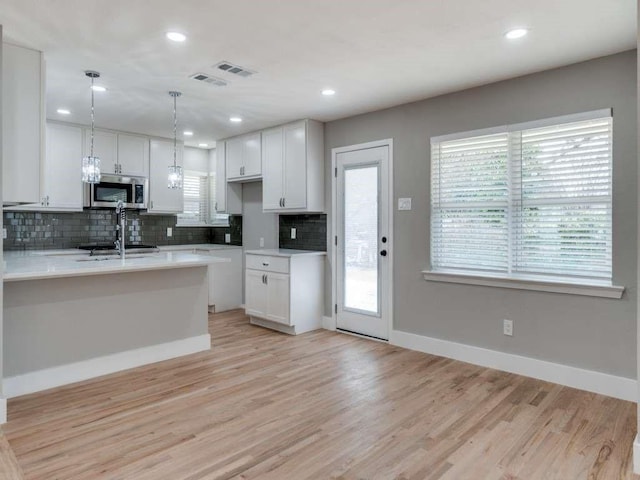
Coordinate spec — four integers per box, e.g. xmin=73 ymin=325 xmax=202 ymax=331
xmin=158 ymin=244 xmax=242 ymax=252
xmin=245 ymin=249 xmax=327 ymax=257
xmin=4 ymin=249 xmax=230 ymax=282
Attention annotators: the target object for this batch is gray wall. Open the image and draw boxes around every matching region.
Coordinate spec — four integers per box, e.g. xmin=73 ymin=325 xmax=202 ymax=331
xmin=325 ymin=50 xmax=637 ymax=379
xmin=242 ymin=182 xmax=278 ymax=250
xmin=4 ymin=267 xmax=209 ymax=376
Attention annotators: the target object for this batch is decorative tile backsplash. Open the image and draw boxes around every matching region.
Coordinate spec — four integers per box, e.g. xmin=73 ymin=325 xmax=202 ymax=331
xmin=279 ymin=214 xmax=327 ymax=251
xmin=3 ymin=211 xmax=242 ymax=250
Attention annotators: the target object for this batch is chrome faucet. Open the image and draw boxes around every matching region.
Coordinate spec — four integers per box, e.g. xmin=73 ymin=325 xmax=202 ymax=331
xmin=115 ymin=200 xmax=126 ymax=259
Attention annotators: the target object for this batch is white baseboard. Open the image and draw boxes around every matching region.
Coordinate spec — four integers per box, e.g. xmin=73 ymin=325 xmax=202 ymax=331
xmin=322 ymin=315 xmax=336 ymax=331
xmin=0 ymin=398 xmax=6 ymax=424
xmin=390 ymin=329 xmax=636 ymax=402
xmin=634 ymin=434 xmax=640 ymax=474
xmin=3 ymin=334 xmax=211 ymax=399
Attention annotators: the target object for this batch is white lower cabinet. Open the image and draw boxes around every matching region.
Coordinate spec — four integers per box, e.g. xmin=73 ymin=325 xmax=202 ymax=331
xmin=245 ymin=251 xmax=325 ymax=335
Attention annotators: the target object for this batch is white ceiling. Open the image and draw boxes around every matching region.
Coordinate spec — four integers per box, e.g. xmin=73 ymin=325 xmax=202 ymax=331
xmin=0 ymin=0 xmax=635 ymax=148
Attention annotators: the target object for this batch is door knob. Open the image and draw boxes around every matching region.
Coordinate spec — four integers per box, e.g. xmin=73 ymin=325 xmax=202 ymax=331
xmin=380 ymin=250 xmax=387 ymax=257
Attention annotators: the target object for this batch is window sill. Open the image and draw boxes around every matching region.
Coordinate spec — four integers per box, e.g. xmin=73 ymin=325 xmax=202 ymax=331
xmin=422 ymin=270 xmax=624 ymax=299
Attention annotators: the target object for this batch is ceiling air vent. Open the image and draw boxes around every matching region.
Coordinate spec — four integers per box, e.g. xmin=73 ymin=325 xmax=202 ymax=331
xmin=189 ymin=73 xmax=228 ymax=87
xmin=213 ymin=61 xmax=256 ymax=78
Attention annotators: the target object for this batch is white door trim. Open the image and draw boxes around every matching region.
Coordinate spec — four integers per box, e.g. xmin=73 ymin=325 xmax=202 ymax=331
xmin=330 ymin=139 xmax=394 ymax=339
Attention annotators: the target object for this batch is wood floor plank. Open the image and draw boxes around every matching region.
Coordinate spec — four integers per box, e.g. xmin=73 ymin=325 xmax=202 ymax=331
xmin=1 ymin=309 xmax=638 ymax=479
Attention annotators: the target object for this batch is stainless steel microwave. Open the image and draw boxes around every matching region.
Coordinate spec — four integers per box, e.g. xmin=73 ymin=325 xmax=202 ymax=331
xmin=84 ymin=174 xmax=148 ymax=209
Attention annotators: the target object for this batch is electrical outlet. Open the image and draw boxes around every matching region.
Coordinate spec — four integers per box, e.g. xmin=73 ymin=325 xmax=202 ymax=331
xmin=503 ymin=319 xmax=513 ymax=336
xmin=291 ymin=228 xmax=296 ymax=240
xmin=2 ymin=228 xmax=6 ymax=240
xmin=259 ymin=237 xmax=264 ymax=248
xmin=225 ymin=233 xmax=231 ymax=243
xmin=167 ymin=227 xmax=172 ymax=237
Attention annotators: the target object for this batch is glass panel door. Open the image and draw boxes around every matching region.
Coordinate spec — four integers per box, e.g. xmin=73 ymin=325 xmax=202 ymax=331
xmin=343 ymin=165 xmax=379 ymax=315
xmin=336 ymin=144 xmax=390 ymax=340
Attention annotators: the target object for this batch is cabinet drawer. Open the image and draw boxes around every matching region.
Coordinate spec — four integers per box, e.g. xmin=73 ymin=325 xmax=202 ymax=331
xmin=246 ymin=254 xmax=289 ymax=274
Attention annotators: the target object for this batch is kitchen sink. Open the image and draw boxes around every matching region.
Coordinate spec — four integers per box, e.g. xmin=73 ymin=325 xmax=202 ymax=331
xmin=75 ymin=255 xmax=147 ymax=262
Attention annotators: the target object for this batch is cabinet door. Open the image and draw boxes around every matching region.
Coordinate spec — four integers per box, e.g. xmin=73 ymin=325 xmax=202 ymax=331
xmin=85 ymin=129 xmax=118 ymax=175
xmin=148 ymin=139 xmax=184 ymax=213
xmin=208 ymin=249 xmax=243 ymax=312
xmin=2 ymin=43 xmax=43 ymax=205
xmin=215 ymin=141 xmax=227 ymax=212
xmin=117 ymin=133 xmax=149 ymax=176
xmin=226 ymin=137 xmax=244 ymax=180
xmin=283 ymin=122 xmax=307 ymax=209
xmin=261 ymin=127 xmax=284 ymax=210
xmin=245 ymin=269 xmax=268 ymax=318
xmin=266 ymin=272 xmax=291 ymax=325
xmin=243 ymin=132 xmax=262 ymax=177
xmin=44 ymin=123 xmax=84 ymax=210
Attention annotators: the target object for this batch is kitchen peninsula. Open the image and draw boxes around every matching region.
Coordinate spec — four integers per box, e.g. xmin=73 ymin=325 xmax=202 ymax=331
xmin=3 ymin=249 xmax=228 ymax=398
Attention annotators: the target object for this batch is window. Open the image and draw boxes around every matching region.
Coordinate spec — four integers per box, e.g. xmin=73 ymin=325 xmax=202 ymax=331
xmin=177 ymin=170 xmax=229 ymax=227
xmin=430 ymin=109 xmax=613 ymax=286
xmin=177 ymin=171 xmax=210 ymax=226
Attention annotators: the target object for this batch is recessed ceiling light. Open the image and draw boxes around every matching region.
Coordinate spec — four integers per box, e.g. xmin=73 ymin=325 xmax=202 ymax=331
xmin=199 ymin=143 xmax=209 ymax=148
xmin=229 ymin=116 xmax=243 ymax=123
xmin=505 ymin=28 xmax=528 ymax=40
xmin=166 ymin=31 xmax=187 ymax=42
xmin=56 ymin=108 xmax=71 ymax=115
xmin=91 ymin=85 xmax=107 ymax=92
xmin=183 ymin=131 xmax=194 ymax=136
xmin=322 ymin=89 xmax=336 ymax=96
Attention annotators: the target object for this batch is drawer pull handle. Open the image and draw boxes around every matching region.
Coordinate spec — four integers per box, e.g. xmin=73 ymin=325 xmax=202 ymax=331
xmin=262 ymin=262 xmax=269 ymax=266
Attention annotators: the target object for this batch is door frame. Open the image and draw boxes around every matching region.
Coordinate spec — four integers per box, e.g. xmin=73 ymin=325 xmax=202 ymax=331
xmin=330 ymin=139 xmax=394 ymax=340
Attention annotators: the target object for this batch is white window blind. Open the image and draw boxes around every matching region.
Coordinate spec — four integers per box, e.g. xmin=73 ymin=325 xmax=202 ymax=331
xmin=177 ymin=171 xmax=209 ymax=226
xmin=431 ymin=110 xmax=612 ymax=285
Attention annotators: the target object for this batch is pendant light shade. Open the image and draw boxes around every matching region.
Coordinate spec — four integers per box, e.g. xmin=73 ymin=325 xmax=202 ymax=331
xmin=168 ymin=91 xmax=183 ymax=189
xmin=82 ymin=70 xmax=101 ymax=184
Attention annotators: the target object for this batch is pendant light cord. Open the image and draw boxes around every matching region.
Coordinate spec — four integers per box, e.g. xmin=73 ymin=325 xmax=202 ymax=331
xmin=90 ymin=76 xmax=95 ymax=158
xmin=173 ymin=93 xmax=177 ymax=168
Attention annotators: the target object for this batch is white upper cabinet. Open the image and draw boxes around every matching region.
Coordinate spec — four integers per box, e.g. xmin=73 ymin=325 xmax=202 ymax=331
xmin=261 ymin=127 xmax=284 ymax=210
xmin=214 ymin=142 xmax=242 ymax=215
xmin=43 ymin=123 xmax=84 ymax=210
xmin=148 ymin=139 xmax=184 ymax=214
xmin=262 ymin=119 xmax=324 ymax=213
xmin=226 ymin=132 xmax=262 ymax=182
xmin=2 ymin=42 xmax=44 ymax=206
xmin=84 ymin=130 xmax=148 ymax=176
xmin=117 ymin=133 xmax=149 ymax=176
xmin=5 ymin=122 xmax=84 ymax=212
xmin=84 ymin=129 xmax=117 ymax=174
xmin=243 ymin=132 xmax=262 ymax=178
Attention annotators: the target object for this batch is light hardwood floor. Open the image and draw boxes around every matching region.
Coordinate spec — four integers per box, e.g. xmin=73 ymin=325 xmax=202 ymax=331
xmin=1 ymin=309 xmax=638 ymax=479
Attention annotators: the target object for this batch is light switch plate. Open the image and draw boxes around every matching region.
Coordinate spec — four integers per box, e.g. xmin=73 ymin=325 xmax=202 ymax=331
xmin=291 ymin=228 xmax=297 ymax=240
xmin=225 ymin=233 xmax=231 ymax=243
xmin=167 ymin=227 xmax=172 ymax=237
xmin=2 ymin=228 xmax=6 ymax=240
xmin=259 ymin=237 xmax=264 ymax=248
xmin=398 ymin=198 xmax=412 ymax=211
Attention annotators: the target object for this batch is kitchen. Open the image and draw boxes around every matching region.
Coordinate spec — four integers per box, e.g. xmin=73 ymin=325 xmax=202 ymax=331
xmin=0 ymin=1 xmax=637 ymax=479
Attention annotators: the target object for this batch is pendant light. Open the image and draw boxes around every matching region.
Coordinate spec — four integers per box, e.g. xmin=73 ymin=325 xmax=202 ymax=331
xmin=82 ymin=70 xmax=102 ymax=183
xmin=168 ymin=91 xmax=183 ymax=189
